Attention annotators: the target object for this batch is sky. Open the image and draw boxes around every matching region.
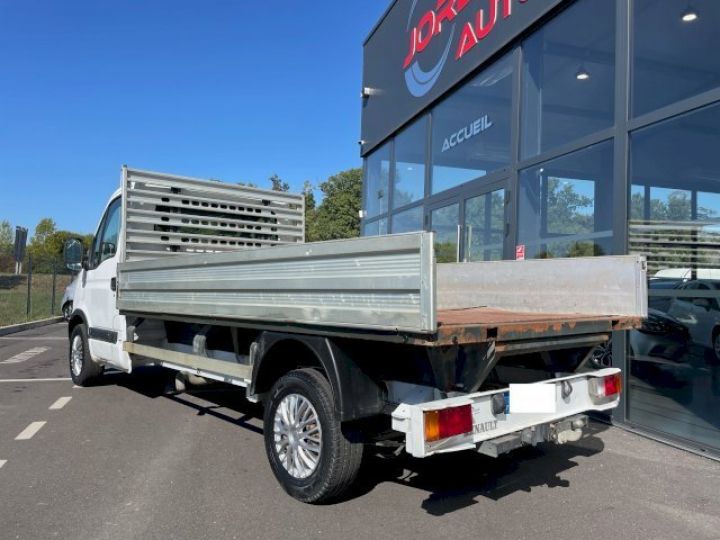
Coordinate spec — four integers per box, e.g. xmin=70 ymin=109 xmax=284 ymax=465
xmin=0 ymin=0 xmax=389 ymax=235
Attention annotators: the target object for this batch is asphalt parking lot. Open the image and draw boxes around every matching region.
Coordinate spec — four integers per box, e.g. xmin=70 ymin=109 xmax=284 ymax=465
xmin=1 ymin=323 xmax=719 ymax=540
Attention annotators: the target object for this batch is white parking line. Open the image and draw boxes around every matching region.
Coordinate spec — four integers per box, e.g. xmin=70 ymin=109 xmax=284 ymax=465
xmin=1 ymin=347 xmax=50 ymax=365
xmin=49 ymin=396 xmax=72 ymax=410
xmin=0 ymin=337 xmax=66 ymax=341
xmin=15 ymin=421 xmax=47 ymax=441
xmin=0 ymin=460 xmax=6 ymax=469
xmin=0 ymin=378 xmax=71 ymax=383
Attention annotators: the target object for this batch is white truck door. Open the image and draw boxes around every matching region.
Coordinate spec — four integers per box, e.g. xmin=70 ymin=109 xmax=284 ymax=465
xmin=82 ymin=196 xmax=130 ymax=371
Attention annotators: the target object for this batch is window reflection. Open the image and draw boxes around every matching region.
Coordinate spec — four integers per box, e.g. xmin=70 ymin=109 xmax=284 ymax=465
xmin=464 ymin=190 xmax=505 ymax=262
xmin=518 ymin=141 xmax=614 ymax=259
xmin=362 ymin=218 xmax=387 ymax=237
xmin=628 ymin=103 xmax=720 ymax=451
xmin=364 ymin=144 xmax=390 ymax=219
xmin=521 ymin=0 xmax=616 ymax=158
xmin=633 ymin=0 xmax=720 ymax=117
xmin=431 ymin=204 xmax=459 ymax=263
xmin=392 ymin=206 xmax=423 ymax=234
xmin=394 ymin=118 xmax=427 ymax=209
xmin=431 ymin=55 xmax=513 ymax=193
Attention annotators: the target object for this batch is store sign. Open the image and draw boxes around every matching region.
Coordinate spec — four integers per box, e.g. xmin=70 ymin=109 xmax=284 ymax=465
xmin=403 ymin=0 xmax=529 ymax=97
xmin=362 ymin=0 xmax=564 ymax=155
xmin=441 ymin=114 xmax=493 ymax=152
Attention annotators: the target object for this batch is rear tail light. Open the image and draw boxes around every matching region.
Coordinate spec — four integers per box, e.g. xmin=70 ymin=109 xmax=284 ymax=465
xmin=424 ymin=404 xmax=473 ymax=443
xmin=589 ymin=373 xmax=622 ymax=399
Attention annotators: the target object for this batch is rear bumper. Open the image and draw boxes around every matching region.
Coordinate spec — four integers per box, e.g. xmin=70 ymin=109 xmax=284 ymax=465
xmin=391 ymin=368 xmax=621 ymax=458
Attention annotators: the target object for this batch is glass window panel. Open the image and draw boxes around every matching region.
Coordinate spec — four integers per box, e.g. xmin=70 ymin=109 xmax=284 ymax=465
xmin=430 ymin=203 xmax=459 ymax=263
xmin=633 ymin=0 xmax=720 ymax=117
xmin=393 ymin=118 xmax=427 ymax=209
xmin=521 ymin=0 xmax=616 ymax=158
xmin=649 ymin=187 xmax=692 ymax=221
xmin=518 ymin=141 xmax=614 ymax=259
xmin=362 ymin=218 xmax=387 ymax=237
xmin=628 ymin=103 xmax=720 ymax=452
xmin=698 ymin=191 xmax=720 ymax=221
xmin=431 ymin=55 xmax=513 ymax=194
xmin=392 ymin=206 xmax=424 ymax=234
xmin=464 ymin=190 xmax=505 ymax=262
xmin=630 ymin=184 xmax=647 ymax=221
xmin=364 ymin=144 xmax=390 ymax=219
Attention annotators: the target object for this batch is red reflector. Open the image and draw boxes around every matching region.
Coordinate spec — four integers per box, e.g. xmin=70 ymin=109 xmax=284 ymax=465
xmin=438 ymin=405 xmax=473 ymax=439
xmin=604 ymin=373 xmax=622 ymax=396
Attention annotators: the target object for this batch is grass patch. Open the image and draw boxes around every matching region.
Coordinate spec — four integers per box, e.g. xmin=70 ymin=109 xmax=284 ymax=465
xmin=0 ymin=273 xmax=73 ymax=327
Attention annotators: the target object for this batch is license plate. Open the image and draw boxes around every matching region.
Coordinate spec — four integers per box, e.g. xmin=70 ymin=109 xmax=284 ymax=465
xmin=508 ymin=384 xmax=557 ymax=414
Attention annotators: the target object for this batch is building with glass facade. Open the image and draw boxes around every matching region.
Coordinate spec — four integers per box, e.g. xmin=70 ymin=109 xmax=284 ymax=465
xmin=360 ymin=0 xmax=720 ymax=457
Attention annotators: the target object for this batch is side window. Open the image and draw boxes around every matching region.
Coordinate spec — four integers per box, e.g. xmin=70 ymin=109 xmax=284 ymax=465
xmin=91 ymin=198 xmax=121 ymax=267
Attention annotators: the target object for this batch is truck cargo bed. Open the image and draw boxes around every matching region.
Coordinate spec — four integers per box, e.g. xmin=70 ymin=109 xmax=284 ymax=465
xmin=117 ymin=232 xmax=647 ymax=346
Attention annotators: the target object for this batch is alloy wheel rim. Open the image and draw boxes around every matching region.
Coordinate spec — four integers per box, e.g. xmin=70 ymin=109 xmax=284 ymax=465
xmin=71 ymin=335 xmax=83 ymax=377
xmin=273 ymin=393 xmax=322 ymax=479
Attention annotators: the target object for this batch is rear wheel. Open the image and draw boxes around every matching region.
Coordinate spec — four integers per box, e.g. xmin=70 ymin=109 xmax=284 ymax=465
xmin=263 ymin=369 xmax=363 ymax=504
xmin=69 ymin=324 xmax=103 ymax=386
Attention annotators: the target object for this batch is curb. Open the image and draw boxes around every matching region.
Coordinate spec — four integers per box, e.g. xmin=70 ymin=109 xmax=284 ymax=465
xmin=0 ymin=317 xmax=65 ymax=337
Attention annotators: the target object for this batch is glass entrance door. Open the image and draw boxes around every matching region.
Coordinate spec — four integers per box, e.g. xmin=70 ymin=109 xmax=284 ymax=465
xmin=428 ymin=184 xmax=507 ymax=263
xmin=463 ymin=188 xmax=506 ymax=262
xmin=429 ymin=203 xmax=460 ymax=263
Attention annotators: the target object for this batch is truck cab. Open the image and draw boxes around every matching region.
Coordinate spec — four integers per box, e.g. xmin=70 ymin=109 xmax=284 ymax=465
xmin=66 ymin=190 xmax=131 ymax=373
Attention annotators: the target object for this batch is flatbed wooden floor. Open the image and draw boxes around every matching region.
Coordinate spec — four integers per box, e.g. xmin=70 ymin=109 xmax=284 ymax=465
xmin=435 ymin=307 xmax=642 ymax=346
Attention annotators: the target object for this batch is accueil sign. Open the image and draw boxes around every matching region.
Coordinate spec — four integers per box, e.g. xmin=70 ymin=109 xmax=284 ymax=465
xmin=441 ymin=114 xmax=493 ymax=152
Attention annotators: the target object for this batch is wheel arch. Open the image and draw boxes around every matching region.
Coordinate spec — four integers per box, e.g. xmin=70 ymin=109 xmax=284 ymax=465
xmin=249 ymin=332 xmax=385 ymax=422
xmin=68 ymin=309 xmax=89 ymax=338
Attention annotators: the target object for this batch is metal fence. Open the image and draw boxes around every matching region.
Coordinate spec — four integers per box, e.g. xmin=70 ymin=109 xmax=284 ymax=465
xmin=0 ymin=260 xmax=74 ymax=328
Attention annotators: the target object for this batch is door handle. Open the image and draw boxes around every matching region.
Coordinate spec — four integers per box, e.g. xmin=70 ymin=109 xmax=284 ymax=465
xmin=110 ymin=278 xmax=117 ymax=292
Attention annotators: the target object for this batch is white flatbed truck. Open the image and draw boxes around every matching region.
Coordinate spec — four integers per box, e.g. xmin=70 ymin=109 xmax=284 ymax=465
xmin=63 ymin=166 xmax=647 ymax=503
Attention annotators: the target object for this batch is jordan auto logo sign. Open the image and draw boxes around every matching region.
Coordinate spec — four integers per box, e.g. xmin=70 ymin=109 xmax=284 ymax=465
xmin=403 ymin=0 xmax=530 ymax=97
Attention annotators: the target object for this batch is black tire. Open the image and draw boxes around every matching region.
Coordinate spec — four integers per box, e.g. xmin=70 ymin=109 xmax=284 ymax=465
xmin=69 ymin=324 xmax=103 ymax=386
xmin=62 ymin=302 xmax=72 ymax=321
xmin=263 ymin=368 xmax=363 ymax=504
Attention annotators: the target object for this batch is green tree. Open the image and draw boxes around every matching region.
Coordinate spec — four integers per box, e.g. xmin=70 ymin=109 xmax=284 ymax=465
xmin=0 ymin=220 xmax=12 ymax=248
xmin=25 ymin=218 xmax=91 ymax=273
xmin=546 ymin=178 xmax=594 ymax=235
xmin=27 ymin=218 xmax=58 ymax=268
xmin=33 ymin=218 xmax=56 ymax=245
xmin=308 ymin=168 xmax=362 ymax=242
xmin=269 ymin=173 xmax=290 ymax=192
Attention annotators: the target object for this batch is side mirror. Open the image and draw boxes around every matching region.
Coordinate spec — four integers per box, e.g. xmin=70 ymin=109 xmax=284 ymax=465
xmin=63 ymin=238 xmax=84 ymax=273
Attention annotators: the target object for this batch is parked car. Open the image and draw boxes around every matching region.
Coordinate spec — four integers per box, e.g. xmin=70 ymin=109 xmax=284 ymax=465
xmin=665 ymin=280 xmax=720 ymax=363
xmin=630 ymin=308 xmax=691 ymax=365
xmin=61 ymin=277 xmax=78 ymax=321
xmin=589 ymin=309 xmax=691 ymax=371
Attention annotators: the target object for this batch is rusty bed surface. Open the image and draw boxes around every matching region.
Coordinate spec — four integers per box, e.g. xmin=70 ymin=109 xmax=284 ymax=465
xmin=434 ymin=307 xmax=642 ymax=346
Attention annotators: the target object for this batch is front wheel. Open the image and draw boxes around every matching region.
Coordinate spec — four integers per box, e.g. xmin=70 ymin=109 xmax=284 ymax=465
xmin=263 ymin=369 xmax=363 ymax=504
xmin=69 ymin=324 xmax=103 ymax=386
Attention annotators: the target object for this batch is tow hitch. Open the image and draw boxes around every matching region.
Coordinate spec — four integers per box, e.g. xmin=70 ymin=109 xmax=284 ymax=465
xmin=477 ymin=414 xmax=589 ymax=458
